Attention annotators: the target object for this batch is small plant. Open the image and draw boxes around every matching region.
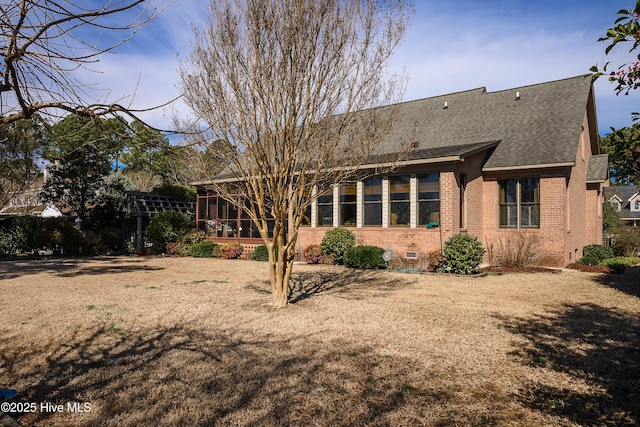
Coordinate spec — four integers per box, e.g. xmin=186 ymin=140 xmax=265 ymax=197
xmin=488 ymin=232 xmax=540 ymax=268
xmin=422 ymin=250 xmax=443 ymax=272
xmin=217 ymin=242 xmax=244 ymax=259
xmin=251 ymin=245 xmax=269 ymax=261
xmin=599 ymin=256 xmax=640 ymax=273
xmin=146 ymin=211 xmax=194 ymax=253
xmin=188 ymin=241 xmax=217 ymax=258
xmin=441 ymin=233 xmax=485 ymax=274
xmin=166 ymin=241 xmax=190 ymax=256
xmin=343 ymin=245 xmax=385 ymax=269
xmin=303 ymin=244 xmax=323 ymax=264
xmin=321 ymin=227 xmax=355 ymax=265
xmin=578 ymin=244 xmax=614 ymax=265
xmin=611 ymin=226 xmax=640 ymax=257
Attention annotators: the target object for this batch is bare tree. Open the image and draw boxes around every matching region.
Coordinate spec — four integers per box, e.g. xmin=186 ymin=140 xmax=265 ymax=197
xmin=0 ymin=0 xmax=165 ymax=126
xmin=180 ymin=0 xmax=412 ymax=307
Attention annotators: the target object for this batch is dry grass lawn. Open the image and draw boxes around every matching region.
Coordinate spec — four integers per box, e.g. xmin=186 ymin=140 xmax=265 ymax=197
xmin=1 ymin=256 xmax=639 ymax=426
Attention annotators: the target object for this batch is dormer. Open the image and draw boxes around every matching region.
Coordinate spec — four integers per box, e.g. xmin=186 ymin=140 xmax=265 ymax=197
xmin=628 ymin=192 xmax=640 ymax=212
xmin=609 ymin=194 xmax=622 ymax=212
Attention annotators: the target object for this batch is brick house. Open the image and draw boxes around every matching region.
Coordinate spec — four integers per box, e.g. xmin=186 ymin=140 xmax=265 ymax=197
xmin=194 ymin=75 xmax=608 ymax=266
xmin=604 ymin=185 xmax=640 ymax=227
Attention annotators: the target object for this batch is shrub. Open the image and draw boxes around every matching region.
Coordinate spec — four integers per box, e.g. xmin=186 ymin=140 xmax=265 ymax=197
xmin=34 ymin=217 xmax=84 ymax=255
xmin=303 ymin=244 xmax=323 ymax=264
xmin=251 ymin=245 xmax=269 ymax=261
xmin=96 ymin=226 xmax=124 ymax=252
xmin=578 ymin=244 xmax=614 ymax=265
xmin=441 ymin=233 xmax=485 ymax=274
xmin=146 ymin=211 xmax=194 ymax=253
xmin=488 ymin=233 xmax=539 ymax=268
xmin=611 ymin=226 xmax=640 ymax=257
xmin=166 ymin=241 xmax=190 ymax=256
xmin=188 ymin=241 xmax=217 ymax=258
xmin=422 ymin=250 xmax=443 ymax=272
xmin=321 ymin=227 xmax=355 ymax=265
xmin=217 ymin=242 xmax=244 ymax=259
xmin=344 ymin=245 xmax=385 ymax=269
xmin=599 ymin=256 xmax=640 ymax=273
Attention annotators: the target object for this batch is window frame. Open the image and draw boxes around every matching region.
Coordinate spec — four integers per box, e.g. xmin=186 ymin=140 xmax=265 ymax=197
xmin=498 ymin=177 xmax=540 ymax=229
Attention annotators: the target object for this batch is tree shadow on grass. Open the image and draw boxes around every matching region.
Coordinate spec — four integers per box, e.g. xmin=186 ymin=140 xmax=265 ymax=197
xmin=288 ymin=268 xmax=416 ymax=304
xmin=0 ymin=257 xmax=163 ymax=280
xmin=0 ymin=323 xmax=496 ymax=426
xmin=591 ymin=265 xmax=640 ymax=299
xmin=497 ymin=303 xmax=640 ymax=425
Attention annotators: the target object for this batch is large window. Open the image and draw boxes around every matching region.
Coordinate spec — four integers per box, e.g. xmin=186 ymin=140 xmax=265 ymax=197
xmin=363 ymin=177 xmax=382 ymax=226
xmin=418 ymin=173 xmax=440 ymax=227
xmin=499 ymin=178 xmax=540 ymax=228
xmin=316 ymin=188 xmax=333 ymax=227
xmin=339 ymin=183 xmax=357 ymax=226
xmin=389 ymin=175 xmax=410 ymax=226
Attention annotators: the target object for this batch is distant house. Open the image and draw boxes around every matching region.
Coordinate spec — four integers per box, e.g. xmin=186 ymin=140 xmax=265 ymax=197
xmin=194 ymin=75 xmax=608 ymax=267
xmin=0 ymin=175 xmax=62 ymax=218
xmin=604 ymin=185 xmax=640 ymax=227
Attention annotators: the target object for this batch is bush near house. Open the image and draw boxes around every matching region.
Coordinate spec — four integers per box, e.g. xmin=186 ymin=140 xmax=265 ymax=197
xmin=422 ymin=250 xmax=443 ymax=272
xmin=251 ymin=244 xmax=276 ymax=261
xmin=344 ymin=245 xmax=386 ymax=269
xmin=303 ymin=244 xmax=323 ymax=264
xmin=611 ymin=226 xmax=640 ymax=257
xmin=599 ymin=256 xmax=640 ymax=273
xmin=488 ymin=233 xmax=540 ymax=268
xmin=216 ymin=242 xmax=244 ymax=259
xmin=441 ymin=233 xmax=485 ymax=275
xmin=321 ymin=227 xmax=355 ymax=265
xmin=188 ymin=241 xmax=218 ymax=258
xmin=578 ymin=244 xmax=615 ymax=265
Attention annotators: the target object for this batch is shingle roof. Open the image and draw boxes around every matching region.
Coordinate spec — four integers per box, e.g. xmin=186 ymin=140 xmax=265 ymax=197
xmin=374 ymin=75 xmax=594 ymax=170
xmin=603 ymin=185 xmax=640 ymax=219
xmin=586 ymin=154 xmax=609 ymax=183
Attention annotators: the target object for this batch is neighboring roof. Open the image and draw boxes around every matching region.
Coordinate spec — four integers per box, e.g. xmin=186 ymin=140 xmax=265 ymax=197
xmin=603 ymin=185 xmax=640 ymax=219
xmin=129 ymin=191 xmax=196 ymax=218
xmin=586 ymin=154 xmax=609 ymax=183
xmin=373 ymin=75 xmax=594 ymax=171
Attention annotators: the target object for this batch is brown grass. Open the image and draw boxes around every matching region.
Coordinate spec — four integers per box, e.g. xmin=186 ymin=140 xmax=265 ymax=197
xmin=1 ymin=256 xmax=639 ymax=426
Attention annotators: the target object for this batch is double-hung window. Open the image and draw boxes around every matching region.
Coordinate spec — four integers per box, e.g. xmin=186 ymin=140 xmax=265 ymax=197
xmin=363 ymin=177 xmax=382 ymax=226
xmin=339 ymin=183 xmax=357 ymax=226
xmin=417 ymin=173 xmax=440 ymax=226
xmin=316 ymin=189 xmax=333 ymax=227
xmin=389 ymin=175 xmax=410 ymax=226
xmin=499 ymin=178 xmax=540 ymax=228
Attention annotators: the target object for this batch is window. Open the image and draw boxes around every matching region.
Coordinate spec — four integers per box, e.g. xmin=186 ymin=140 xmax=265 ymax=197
xmin=634 ymin=199 xmax=640 ymax=212
xmin=196 ymin=194 xmax=276 ymax=239
xmin=417 ymin=173 xmax=440 ymax=227
xmin=459 ymin=173 xmax=466 ymax=228
xmin=316 ymin=189 xmax=333 ymax=227
xmin=339 ymin=182 xmax=357 ymax=226
xmin=610 ymin=200 xmax=621 ymax=212
xmin=363 ymin=177 xmax=382 ymax=226
xmin=499 ymin=178 xmax=540 ymax=228
xmin=389 ymin=175 xmax=410 ymax=226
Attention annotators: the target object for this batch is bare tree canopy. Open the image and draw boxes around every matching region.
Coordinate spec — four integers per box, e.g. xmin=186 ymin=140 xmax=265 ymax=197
xmin=0 ymin=0 xmax=164 ymax=126
xmin=180 ymin=0 xmax=412 ymax=307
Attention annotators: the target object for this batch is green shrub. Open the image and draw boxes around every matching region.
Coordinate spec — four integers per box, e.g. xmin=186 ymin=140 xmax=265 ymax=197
xmin=146 ymin=211 xmax=194 ymax=253
xmin=96 ymin=226 xmax=124 ymax=252
xmin=34 ymin=217 xmax=84 ymax=255
xmin=303 ymin=244 xmax=323 ymax=264
xmin=344 ymin=245 xmax=385 ymax=269
xmin=611 ymin=226 xmax=640 ymax=257
xmin=321 ymin=227 xmax=355 ymax=265
xmin=441 ymin=233 xmax=485 ymax=274
xmin=599 ymin=256 xmax=640 ymax=273
xmin=188 ymin=241 xmax=217 ymax=258
xmin=578 ymin=244 xmax=614 ymax=265
xmin=217 ymin=242 xmax=244 ymax=259
xmin=251 ymin=245 xmax=269 ymax=261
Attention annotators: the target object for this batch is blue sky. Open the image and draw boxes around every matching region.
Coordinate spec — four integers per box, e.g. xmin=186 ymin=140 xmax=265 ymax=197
xmin=87 ymin=0 xmax=639 ymax=134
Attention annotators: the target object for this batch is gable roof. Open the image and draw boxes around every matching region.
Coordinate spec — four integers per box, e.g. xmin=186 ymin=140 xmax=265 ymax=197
xmin=603 ymin=185 xmax=640 ymax=219
xmin=373 ymin=75 xmax=595 ymax=171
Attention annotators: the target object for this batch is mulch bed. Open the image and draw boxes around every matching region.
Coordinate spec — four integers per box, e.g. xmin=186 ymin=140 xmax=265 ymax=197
xmin=481 ymin=266 xmax=560 ymax=274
